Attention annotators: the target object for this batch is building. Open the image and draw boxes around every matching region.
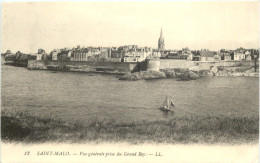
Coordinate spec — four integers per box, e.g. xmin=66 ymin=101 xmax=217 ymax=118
xmin=151 ymin=50 xmax=161 ymax=58
xmin=35 ymin=49 xmax=47 ymax=60
xmin=122 ymin=46 xmax=152 ymax=62
xmin=10 ymin=51 xmax=35 ymax=66
xmin=4 ymin=50 xmax=16 ymax=62
xmin=2 ymin=50 xmax=12 ymax=57
xmin=166 ymin=49 xmax=193 ymax=60
xmin=221 ymin=53 xmax=232 ymax=61
xmin=100 ymin=48 xmax=109 ymax=58
xmin=250 ymin=49 xmax=259 ymax=60
xmin=50 ymin=49 xmax=60 ymax=61
xmin=57 ymin=50 xmax=72 ymax=61
xmin=213 ymin=53 xmax=221 ymax=61
xmin=160 ymin=50 xmax=169 ymax=58
xmin=192 ymin=55 xmax=201 ymax=61
xmin=199 ymin=50 xmax=218 ymax=61
xmin=183 ymin=51 xmax=194 ymax=61
xmin=158 ymin=28 xmax=165 ymax=50
xmin=219 ymin=50 xmax=232 ymax=61
xmin=71 ymin=48 xmax=90 ymax=61
xmin=230 ymin=50 xmax=245 ymax=60
xmin=30 ymin=49 xmax=47 ymax=61
xmin=167 ymin=51 xmax=179 ymax=59
xmin=244 ymin=50 xmax=252 ymax=60
xmin=111 ymin=50 xmax=123 ymax=59
xmin=179 ymin=48 xmax=193 ymax=60
xmin=107 ymin=45 xmax=152 ymax=62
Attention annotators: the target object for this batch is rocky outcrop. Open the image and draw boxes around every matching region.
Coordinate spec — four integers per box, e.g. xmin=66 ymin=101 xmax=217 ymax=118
xmin=162 ymin=68 xmax=199 ymax=80
xmin=119 ymin=71 xmax=167 ymax=81
xmin=215 ymin=66 xmax=258 ymax=77
xmin=119 ymin=69 xmax=200 ymax=81
xmin=189 ymin=65 xmax=259 ymax=77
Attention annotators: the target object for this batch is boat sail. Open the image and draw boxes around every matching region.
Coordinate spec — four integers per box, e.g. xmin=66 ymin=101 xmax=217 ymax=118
xmin=160 ymin=96 xmax=175 ymax=112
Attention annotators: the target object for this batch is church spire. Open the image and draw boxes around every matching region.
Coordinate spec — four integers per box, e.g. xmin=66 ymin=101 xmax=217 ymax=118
xmin=160 ymin=28 xmax=163 ymax=39
xmin=158 ymin=28 xmax=165 ymax=50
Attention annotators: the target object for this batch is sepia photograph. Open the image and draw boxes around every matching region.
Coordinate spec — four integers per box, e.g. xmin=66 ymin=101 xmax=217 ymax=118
xmin=1 ymin=1 xmax=259 ymax=162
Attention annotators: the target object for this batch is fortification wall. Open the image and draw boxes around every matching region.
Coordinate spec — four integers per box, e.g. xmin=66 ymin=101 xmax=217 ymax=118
xmin=13 ymin=60 xmax=28 ymax=67
xmin=47 ymin=61 xmax=139 ymax=73
xmin=146 ymin=59 xmax=160 ymax=71
xmin=193 ymin=60 xmax=255 ymax=69
xmin=160 ymin=59 xmax=195 ymax=69
xmin=240 ymin=60 xmax=256 ymax=66
xmin=28 ymin=60 xmax=47 ymax=70
xmin=160 ymin=59 xmax=256 ymax=70
xmin=28 ymin=59 xmax=256 ymax=73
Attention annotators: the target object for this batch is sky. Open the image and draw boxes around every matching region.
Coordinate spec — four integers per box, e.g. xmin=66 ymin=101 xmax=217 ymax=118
xmin=1 ymin=1 xmax=259 ymax=53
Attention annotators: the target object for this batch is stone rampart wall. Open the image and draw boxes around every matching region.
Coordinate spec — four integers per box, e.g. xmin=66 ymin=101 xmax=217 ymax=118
xmin=160 ymin=59 xmax=256 ymax=70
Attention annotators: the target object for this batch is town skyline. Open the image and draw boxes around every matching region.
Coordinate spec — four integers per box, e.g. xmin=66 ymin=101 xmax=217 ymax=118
xmin=1 ymin=2 xmax=259 ymax=53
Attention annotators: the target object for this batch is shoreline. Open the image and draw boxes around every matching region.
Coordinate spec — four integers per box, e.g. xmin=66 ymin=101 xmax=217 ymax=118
xmin=4 ymin=62 xmax=259 ymax=80
xmin=3 ymin=57 xmax=259 ymax=80
xmin=2 ymin=111 xmax=258 ymax=144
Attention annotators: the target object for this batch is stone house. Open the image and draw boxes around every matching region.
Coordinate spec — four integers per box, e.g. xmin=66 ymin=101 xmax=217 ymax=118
xmin=151 ymin=50 xmax=161 ymax=58
xmin=213 ymin=53 xmax=221 ymax=61
xmin=181 ymin=51 xmax=193 ymax=60
xmin=4 ymin=50 xmax=16 ymax=62
xmin=89 ymin=48 xmax=100 ymax=56
xmin=167 ymin=51 xmax=179 ymax=59
xmin=244 ymin=50 xmax=252 ymax=60
xmin=219 ymin=49 xmax=232 ymax=61
xmin=199 ymin=50 xmax=217 ymax=61
xmin=71 ymin=48 xmax=90 ymax=61
xmin=192 ymin=55 xmax=201 ymax=61
xmin=110 ymin=45 xmax=152 ymax=61
xmin=57 ymin=50 xmax=72 ymax=61
xmin=50 ymin=49 xmax=60 ymax=61
xmin=100 ymin=49 xmax=109 ymax=58
xmin=111 ymin=50 xmax=123 ymax=58
xmin=223 ymin=53 xmax=232 ymax=61
xmin=35 ymin=49 xmax=47 ymax=60
xmin=230 ymin=50 xmax=246 ymax=60
xmin=123 ymin=47 xmax=151 ymax=62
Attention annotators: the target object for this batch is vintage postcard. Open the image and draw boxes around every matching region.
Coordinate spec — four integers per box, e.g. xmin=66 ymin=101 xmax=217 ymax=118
xmin=1 ymin=1 xmax=259 ymax=163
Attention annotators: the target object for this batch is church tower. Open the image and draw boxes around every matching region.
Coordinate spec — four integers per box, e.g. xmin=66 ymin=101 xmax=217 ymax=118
xmin=158 ymin=28 xmax=165 ymax=50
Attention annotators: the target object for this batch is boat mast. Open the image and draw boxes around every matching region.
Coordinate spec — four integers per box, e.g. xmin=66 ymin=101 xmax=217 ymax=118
xmin=167 ymin=96 xmax=169 ymax=109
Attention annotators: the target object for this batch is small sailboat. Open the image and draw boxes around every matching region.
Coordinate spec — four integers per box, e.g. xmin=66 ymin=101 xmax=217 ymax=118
xmin=159 ymin=96 xmax=175 ymax=112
